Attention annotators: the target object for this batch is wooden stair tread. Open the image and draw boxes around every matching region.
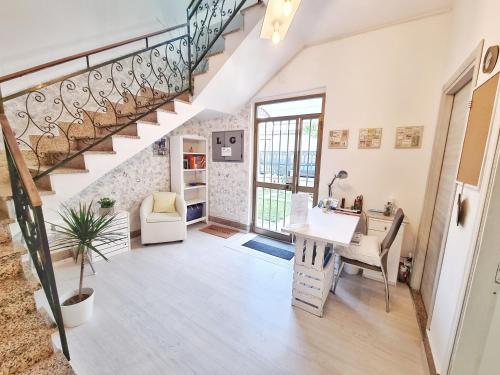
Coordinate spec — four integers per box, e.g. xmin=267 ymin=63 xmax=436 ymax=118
xmin=71 ymin=133 xmax=140 ymax=140
xmin=222 ymin=27 xmax=242 ymax=37
xmin=45 ymin=150 xmax=117 ymax=156
xmin=205 ymin=49 xmax=225 ymax=58
xmin=29 ymin=166 xmax=89 ymax=175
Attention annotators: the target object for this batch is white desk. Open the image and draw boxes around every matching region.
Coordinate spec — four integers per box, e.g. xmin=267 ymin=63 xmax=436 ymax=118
xmin=283 ymin=207 xmax=359 ymax=317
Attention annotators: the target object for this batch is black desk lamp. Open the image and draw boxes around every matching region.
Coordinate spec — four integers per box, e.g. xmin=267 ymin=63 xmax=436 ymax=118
xmin=328 ymin=170 xmax=348 ymax=197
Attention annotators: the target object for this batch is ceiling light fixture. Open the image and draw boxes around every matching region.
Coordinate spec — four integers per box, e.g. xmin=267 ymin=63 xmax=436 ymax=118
xmin=272 ymin=22 xmax=281 ymax=44
xmin=283 ymin=0 xmax=293 ymax=17
xmin=260 ymin=0 xmax=302 ymax=45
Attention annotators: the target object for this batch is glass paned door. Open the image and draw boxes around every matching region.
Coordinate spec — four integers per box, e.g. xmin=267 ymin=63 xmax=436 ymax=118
xmin=253 ymin=115 xmax=322 ymax=241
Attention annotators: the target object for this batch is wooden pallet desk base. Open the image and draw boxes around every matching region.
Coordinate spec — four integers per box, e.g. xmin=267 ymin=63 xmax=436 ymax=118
xmin=291 ymin=236 xmax=335 ymax=317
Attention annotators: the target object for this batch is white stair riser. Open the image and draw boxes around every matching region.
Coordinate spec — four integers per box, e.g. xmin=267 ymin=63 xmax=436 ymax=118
xmin=40 ymin=103 xmax=203 ymax=215
xmin=193 ymin=4 xmax=265 ymax=97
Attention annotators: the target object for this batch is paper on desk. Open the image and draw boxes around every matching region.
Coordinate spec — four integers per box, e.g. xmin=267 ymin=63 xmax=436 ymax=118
xmin=290 ymin=193 xmax=309 ymax=225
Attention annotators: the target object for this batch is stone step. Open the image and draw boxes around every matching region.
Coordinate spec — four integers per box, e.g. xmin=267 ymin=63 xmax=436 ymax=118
xmin=0 ymin=313 xmax=55 ymax=375
xmin=0 ymin=276 xmax=39 ymax=325
xmin=20 ymin=352 xmax=75 ymax=375
xmin=0 ymin=242 xmax=23 ymax=282
xmin=0 ymin=222 xmax=12 ymax=244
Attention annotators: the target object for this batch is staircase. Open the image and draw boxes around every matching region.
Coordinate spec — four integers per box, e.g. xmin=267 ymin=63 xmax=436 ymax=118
xmin=0 ymin=0 xmax=264 ymax=374
xmin=0 ymin=209 xmax=74 ymax=374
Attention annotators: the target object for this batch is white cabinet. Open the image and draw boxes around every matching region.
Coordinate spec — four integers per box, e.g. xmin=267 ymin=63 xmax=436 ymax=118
xmin=90 ymin=211 xmax=130 ymax=262
xmin=363 ymin=212 xmax=407 ymax=285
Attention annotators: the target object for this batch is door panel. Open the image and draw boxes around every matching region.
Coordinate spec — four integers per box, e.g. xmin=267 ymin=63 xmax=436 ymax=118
xmin=253 ymin=115 xmax=322 ymax=240
xmin=421 ymin=81 xmax=472 ymax=313
xmin=298 ymin=118 xmax=319 ymax=190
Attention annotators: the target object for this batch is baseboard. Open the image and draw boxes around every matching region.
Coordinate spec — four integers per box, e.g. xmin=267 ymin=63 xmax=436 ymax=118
xmin=130 ymin=229 xmax=141 ymax=238
xmin=51 ymin=249 xmax=73 ymax=263
xmin=410 ymin=288 xmax=437 ymax=375
xmin=208 ymin=216 xmax=250 ymax=232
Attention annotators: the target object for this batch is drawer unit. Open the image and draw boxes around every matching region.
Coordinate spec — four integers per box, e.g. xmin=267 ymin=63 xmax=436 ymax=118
xmin=363 ymin=213 xmax=407 ymax=285
xmin=90 ymin=211 xmax=131 ymax=262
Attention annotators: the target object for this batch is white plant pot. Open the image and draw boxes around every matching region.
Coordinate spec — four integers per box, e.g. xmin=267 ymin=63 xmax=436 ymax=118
xmin=344 ymin=264 xmax=361 ymax=275
xmin=60 ymin=287 xmax=95 ymax=328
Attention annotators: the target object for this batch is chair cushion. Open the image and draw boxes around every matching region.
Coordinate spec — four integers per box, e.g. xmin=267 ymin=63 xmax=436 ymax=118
xmin=152 ymin=192 xmax=176 ymax=213
xmin=146 ymin=212 xmax=182 ymax=223
xmin=334 ymin=235 xmax=381 ymax=267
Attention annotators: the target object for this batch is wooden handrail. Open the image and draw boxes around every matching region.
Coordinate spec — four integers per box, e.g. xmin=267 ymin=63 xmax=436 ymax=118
xmin=0 ymin=114 xmax=42 ymax=207
xmin=0 ymin=23 xmax=187 ymax=84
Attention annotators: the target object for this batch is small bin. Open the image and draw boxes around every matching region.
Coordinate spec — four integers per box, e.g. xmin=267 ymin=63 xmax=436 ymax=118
xmin=187 ymin=203 xmax=203 ymax=221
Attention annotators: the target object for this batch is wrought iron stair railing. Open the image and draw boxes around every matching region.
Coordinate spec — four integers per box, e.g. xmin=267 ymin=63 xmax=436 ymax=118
xmin=0 ymin=0 xmax=256 ymax=360
xmin=1 ymin=112 xmax=70 ymax=359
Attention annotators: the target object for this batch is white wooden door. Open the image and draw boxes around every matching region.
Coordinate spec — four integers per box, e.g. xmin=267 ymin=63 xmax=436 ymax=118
xmin=421 ymin=81 xmax=472 ymax=313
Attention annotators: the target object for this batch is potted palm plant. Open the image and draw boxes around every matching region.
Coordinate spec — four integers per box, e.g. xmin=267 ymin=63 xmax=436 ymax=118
xmin=49 ymin=202 xmax=126 ymax=327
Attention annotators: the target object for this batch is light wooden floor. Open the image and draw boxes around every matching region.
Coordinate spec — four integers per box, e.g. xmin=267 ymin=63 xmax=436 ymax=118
xmin=53 ymin=225 xmax=429 ymax=375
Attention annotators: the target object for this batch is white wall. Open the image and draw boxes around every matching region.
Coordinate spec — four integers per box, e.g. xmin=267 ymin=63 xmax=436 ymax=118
xmin=428 ymin=0 xmax=500 ymax=373
xmin=0 ymin=0 xmax=188 ymax=77
xmin=255 ymin=13 xmax=451 ymax=256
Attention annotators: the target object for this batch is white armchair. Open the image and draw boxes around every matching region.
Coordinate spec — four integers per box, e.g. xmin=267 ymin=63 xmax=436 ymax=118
xmin=140 ymin=193 xmax=187 ymax=244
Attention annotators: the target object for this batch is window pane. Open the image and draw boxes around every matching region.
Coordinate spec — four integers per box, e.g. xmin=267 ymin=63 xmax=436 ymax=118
xmin=256 ymin=97 xmax=323 ymax=119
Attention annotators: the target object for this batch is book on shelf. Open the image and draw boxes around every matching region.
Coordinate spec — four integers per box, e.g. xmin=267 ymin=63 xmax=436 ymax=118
xmin=184 ymin=155 xmax=206 ymax=169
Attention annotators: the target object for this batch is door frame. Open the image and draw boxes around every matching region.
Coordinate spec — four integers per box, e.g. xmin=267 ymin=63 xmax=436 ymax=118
xmin=411 ymin=41 xmax=484 ymax=297
xmin=251 ymin=93 xmax=325 ymax=241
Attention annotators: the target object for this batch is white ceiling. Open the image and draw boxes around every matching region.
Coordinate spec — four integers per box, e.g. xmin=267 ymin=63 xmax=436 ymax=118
xmin=291 ymin=0 xmax=452 ymax=46
xmin=192 ymin=0 xmax=453 ymax=117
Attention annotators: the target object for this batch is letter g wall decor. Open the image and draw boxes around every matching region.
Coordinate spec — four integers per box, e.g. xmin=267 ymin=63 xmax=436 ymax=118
xmin=212 ymin=130 xmax=244 ymax=162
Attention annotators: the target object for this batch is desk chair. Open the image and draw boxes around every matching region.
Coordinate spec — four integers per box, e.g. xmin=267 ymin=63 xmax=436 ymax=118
xmin=332 ymin=208 xmax=405 ymax=312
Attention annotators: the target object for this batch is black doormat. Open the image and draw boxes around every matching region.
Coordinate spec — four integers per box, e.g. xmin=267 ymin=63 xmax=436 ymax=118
xmin=242 ymin=236 xmax=295 ymax=260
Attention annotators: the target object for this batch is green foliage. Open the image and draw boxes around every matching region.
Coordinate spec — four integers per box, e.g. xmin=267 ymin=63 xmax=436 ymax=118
xmin=48 ymin=202 xmax=126 ymax=301
xmin=97 ymin=197 xmax=115 ymax=208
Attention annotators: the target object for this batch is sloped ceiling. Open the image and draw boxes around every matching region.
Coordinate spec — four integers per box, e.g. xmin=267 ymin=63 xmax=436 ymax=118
xmin=294 ymin=0 xmax=452 ymax=47
xmin=194 ymin=0 xmax=453 ymax=115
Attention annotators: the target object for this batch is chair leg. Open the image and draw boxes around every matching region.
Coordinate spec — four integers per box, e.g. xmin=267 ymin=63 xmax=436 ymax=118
xmin=332 ymin=261 xmax=345 ymax=294
xmin=381 ymin=268 xmax=390 ymax=312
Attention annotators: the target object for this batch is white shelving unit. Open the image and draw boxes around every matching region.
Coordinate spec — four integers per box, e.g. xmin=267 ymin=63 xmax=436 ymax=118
xmin=170 ymin=135 xmax=208 ymax=226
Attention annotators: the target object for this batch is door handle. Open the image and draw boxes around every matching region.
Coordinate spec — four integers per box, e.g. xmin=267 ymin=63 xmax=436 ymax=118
xmin=495 ymin=263 xmax=500 ymax=284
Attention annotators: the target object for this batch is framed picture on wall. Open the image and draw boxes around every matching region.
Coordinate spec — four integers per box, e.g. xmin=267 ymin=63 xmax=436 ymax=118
xmin=395 ymin=126 xmax=424 ymax=149
xmin=358 ymin=128 xmax=382 ymax=149
xmin=153 ymin=136 xmax=168 ymax=156
xmin=328 ymin=129 xmax=349 ymax=149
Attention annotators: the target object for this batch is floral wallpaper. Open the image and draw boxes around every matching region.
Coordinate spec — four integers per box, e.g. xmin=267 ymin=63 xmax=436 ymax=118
xmin=170 ymin=106 xmax=251 ymax=226
xmin=66 ymin=106 xmax=251 ymax=231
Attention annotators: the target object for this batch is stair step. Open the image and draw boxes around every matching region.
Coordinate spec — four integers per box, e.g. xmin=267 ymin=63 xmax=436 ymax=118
xmin=45 ymin=150 xmax=117 ymax=157
xmin=0 ymin=217 xmax=15 ymax=225
xmin=0 ymin=313 xmax=55 ymax=375
xmin=0 ymin=240 xmax=25 ymax=258
xmin=0 ymin=276 xmax=38 ymax=325
xmin=20 ymin=352 xmax=75 ymax=375
xmin=0 ymin=222 xmax=12 ymax=244
xmin=0 ymin=242 xmax=23 ymax=281
xmin=175 ymin=91 xmax=192 ymax=104
xmin=30 ymin=166 xmax=89 ymax=176
xmin=0 ymin=182 xmax=55 ymax=202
